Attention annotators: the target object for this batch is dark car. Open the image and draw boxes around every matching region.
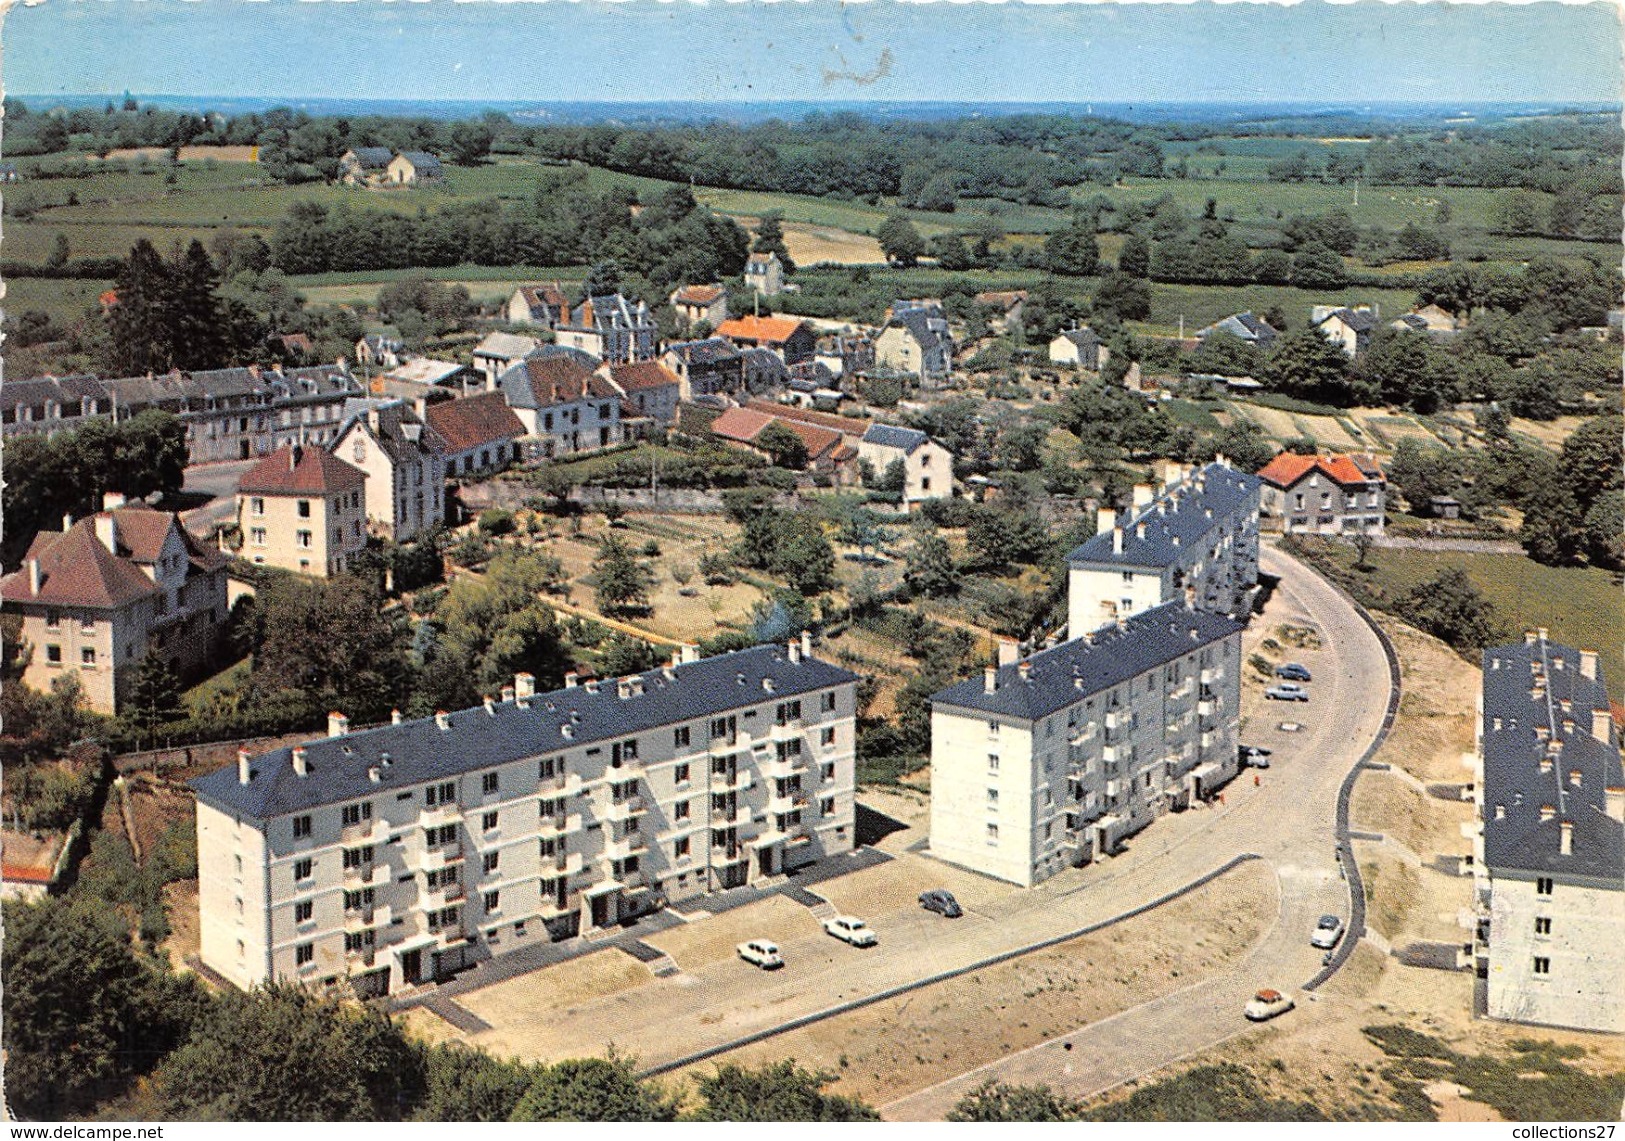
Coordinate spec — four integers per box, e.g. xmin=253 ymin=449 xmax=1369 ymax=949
xmin=919 ymin=889 xmax=963 ymax=918
xmin=1275 ymin=663 xmax=1312 ymax=682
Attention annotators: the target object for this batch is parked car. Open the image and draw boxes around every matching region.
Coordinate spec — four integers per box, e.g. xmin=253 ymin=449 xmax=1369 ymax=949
xmin=1275 ymin=663 xmax=1313 ymax=682
xmin=1264 ymin=682 xmax=1309 ymax=702
xmin=737 ymin=939 xmax=784 ymax=969
xmin=823 ymin=915 xmax=878 ymax=947
xmin=1240 ymin=745 xmax=1273 ymax=769
xmin=1310 ymin=914 xmax=1344 ymax=949
xmin=919 ymin=889 xmax=963 ymax=918
xmin=1244 ymin=988 xmax=1295 ymax=1021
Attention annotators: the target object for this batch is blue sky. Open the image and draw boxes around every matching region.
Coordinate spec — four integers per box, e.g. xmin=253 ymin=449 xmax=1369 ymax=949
xmin=6 ymin=1 xmax=1619 ymax=105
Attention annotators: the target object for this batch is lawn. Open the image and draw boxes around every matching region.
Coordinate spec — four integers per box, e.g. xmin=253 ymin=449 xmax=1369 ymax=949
xmin=1136 ymin=281 xmax=1420 ymax=337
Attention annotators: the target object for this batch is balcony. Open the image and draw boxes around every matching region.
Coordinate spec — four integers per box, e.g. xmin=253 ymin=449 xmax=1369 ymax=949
xmin=1200 ymin=667 xmax=1222 ymax=686
xmin=1104 ymin=710 xmax=1126 ymax=731
xmin=420 ymin=879 xmax=465 ymax=908
xmin=342 ymin=861 xmax=385 ymax=888
xmin=760 ymin=755 xmax=807 ymax=781
xmin=1200 ymin=731 xmax=1218 ymax=749
xmin=1070 ymin=724 xmax=1098 ymax=747
xmin=766 ymin=789 xmax=808 ymax=814
xmin=419 ymin=842 xmax=464 ymax=872
xmin=340 ymin=818 xmax=385 ymax=845
xmin=1197 ymin=699 xmax=1218 ymax=718
xmin=1101 ymin=744 xmax=1121 ymax=764
xmin=537 ymin=812 xmax=582 ymax=838
xmin=603 ymin=795 xmax=647 ymax=823
xmin=537 ymin=771 xmax=576 ymax=796
xmin=710 ymin=803 xmax=743 ymax=826
xmin=420 ymin=802 xmax=462 ymax=828
xmin=551 ymin=850 xmax=585 ymax=877
xmin=716 ymin=769 xmax=753 ymax=794
xmin=344 ymin=905 xmax=389 ymax=932
xmin=346 ymin=947 xmax=376 ymax=968
xmin=770 ymin=720 xmax=802 ymax=743
xmin=604 ymin=832 xmax=648 ymax=862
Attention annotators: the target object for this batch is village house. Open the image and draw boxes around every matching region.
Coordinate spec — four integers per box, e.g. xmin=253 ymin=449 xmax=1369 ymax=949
xmin=1311 ymin=305 xmax=1380 ymax=358
xmin=709 ymin=407 xmax=858 ymax=483
xmin=424 ymin=391 xmax=528 ymax=479
xmin=1048 ymin=327 xmax=1109 ymax=371
xmin=236 ymin=444 xmax=369 ymax=578
xmin=669 ymin=284 xmax=730 ymax=331
xmin=554 ymin=294 xmax=659 ymax=364
xmin=355 ymin=335 xmax=405 ymax=370
xmin=745 ymin=251 xmax=786 ymax=297
xmin=816 ymin=332 xmax=874 ymax=380
xmin=1 ymin=374 xmax=115 ymax=440
xmin=599 ymin=361 xmax=683 ymax=430
xmin=1390 ymin=303 xmax=1464 ymax=338
xmin=975 ymin=290 xmax=1027 ymax=333
xmin=1197 ymin=311 xmax=1278 ymax=350
xmin=874 ymin=306 xmax=954 ymax=386
xmin=331 ymin=399 xmax=447 ymax=542
xmin=471 ymin=332 xmax=543 ymax=390
xmin=0 ymin=497 xmax=230 ymax=714
xmin=857 ymin=423 xmax=954 ymax=507
xmin=497 ymin=354 xmax=625 ymax=458
xmin=1255 ymin=451 xmax=1386 ymax=535
xmin=505 ymin=283 xmax=569 ymax=330
xmin=338 ymin=147 xmax=393 ymax=186
xmin=715 ymin=315 xmax=817 ymax=366
xmin=387 ymin=151 xmax=444 ymax=185
xmin=382 ymin=357 xmax=474 ymax=393
xmin=661 ymin=338 xmax=747 ymax=402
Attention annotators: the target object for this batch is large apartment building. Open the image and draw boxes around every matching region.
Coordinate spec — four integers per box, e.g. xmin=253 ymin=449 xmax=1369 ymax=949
xmin=1066 ymin=460 xmax=1260 ymax=639
xmin=1472 ymin=631 xmax=1624 ymax=1034
xmin=929 ymin=603 xmax=1244 ymax=887
xmin=191 ymin=639 xmax=859 ymax=996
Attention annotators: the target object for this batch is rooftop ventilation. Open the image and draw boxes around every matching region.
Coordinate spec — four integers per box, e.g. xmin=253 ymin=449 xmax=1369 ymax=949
xmin=237 ymin=748 xmax=251 ymax=786
xmin=292 ymin=746 xmax=309 ymax=777
xmin=435 ymin=711 xmax=451 ymax=730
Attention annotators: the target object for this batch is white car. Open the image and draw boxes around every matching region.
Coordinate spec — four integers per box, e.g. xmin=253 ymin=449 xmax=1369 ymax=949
xmin=737 ymin=939 xmax=784 ymax=969
xmin=1244 ymin=988 xmax=1295 ymax=1022
xmin=822 ymin=915 xmax=878 ymax=947
xmin=1310 ymin=914 xmax=1344 ymax=949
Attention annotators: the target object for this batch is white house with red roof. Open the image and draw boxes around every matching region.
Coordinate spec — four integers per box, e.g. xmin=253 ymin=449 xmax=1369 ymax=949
xmin=1255 ymin=452 xmax=1386 ymax=534
xmin=236 ymin=444 xmax=370 ymax=578
xmin=424 ymin=392 xmax=527 ymax=478
xmin=599 ymin=361 xmax=682 ymax=430
xmin=0 ymin=498 xmax=230 ymax=713
xmin=669 ymin=283 xmax=730 ymax=331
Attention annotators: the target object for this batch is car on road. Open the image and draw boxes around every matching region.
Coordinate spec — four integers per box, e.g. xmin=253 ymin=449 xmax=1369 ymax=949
xmin=737 ymin=939 xmax=784 ymax=969
xmin=919 ymin=889 xmax=963 ymax=918
xmin=1264 ymin=682 xmax=1309 ymax=702
xmin=823 ymin=915 xmax=878 ymax=947
xmin=1244 ymin=989 xmax=1295 ymax=1021
xmin=1240 ymin=745 xmax=1273 ymax=769
xmin=1310 ymin=914 xmax=1344 ymax=949
xmin=1275 ymin=663 xmax=1313 ymax=682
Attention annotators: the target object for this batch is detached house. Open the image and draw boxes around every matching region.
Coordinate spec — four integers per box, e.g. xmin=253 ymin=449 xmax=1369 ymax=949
xmin=875 ymin=307 xmax=954 ymax=386
xmin=714 ymin=316 xmax=817 ymax=367
xmin=1311 ymin=305 xmax=1380 ymax=358
xmin=0 ymin=499 xmax=230 ymax=714
xmin=356 ymin=335 xmax=405 ymax=370
xmin=554 ymin=294 xmax=659 ymax=364
xmin=237 ymin=445 xmax=369 ymax=578
xmin=1197 ymin=312 xmax=1277 ymax=350
xmin=745 ymin=252 xmax=785 ymax=297
xmin=388 ymin=151 xmax=444 ymax=185
xmin=976 ymin=290 xmax=1027 ymax=333
xmin=498 ymin=355 xmax=624 ymax=458
xmin=425 ymin=392 xmax=527 ymax=478
xmin=710 ymin=407 xmax=857 ymax=483
xmin=1049 ymin=328 xmax=1109 ymax=371
xmin=857 ymin=424 xmax=954 ymax=507
xmin=332 ymin=400 xmax=448 ymax=542
xmin=662 ymin=338 xmax=747 ymax=402
xmin=338 ymin=147 xmax=393 ymax=186
xmin=1255 ymin=452 xmax=1386 ymax=535
xmin=505 ymin=283 xmax=569 ymax=330
xmin=600 ymin=361 xmax=682 ymax=430
xmin=670 ymin=284 xmax=729 ymax=331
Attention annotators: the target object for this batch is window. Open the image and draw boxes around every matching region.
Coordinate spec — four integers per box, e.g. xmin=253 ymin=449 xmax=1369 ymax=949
xmin=45 ymin=644 xmax=61 ymax=665
xmin=250 ymin=497 xmax=265 ymax=515
xmin=295 ymin=943 xmax=314 ymax=967
xmin=675 ymin=837 xmax=691 ymax=859
xmin=296 ymin=530 xmax=313 ymax=549
xmin=675 ymin=800 xmax=690 ymax=821
xmin=293 ymin=858 xmax=313 ymax=882
xmin=1534 ymin=917 xmax=1552 ymax=936
xmin=1533 ymin=956 xmax=1551 ymax=976
xmin=80 ymin=647 xmax=96 ymax=667
xmin=988 ymin=755 xmax=1000 ymax=772
xmin=821 ymin=692 xmax=837 ymax=713
xmin=482 ymin=811 xmax=498 ymax=832
xmin=986 ymin=823 xmax=999 ymax=844
xmin=294 ymin=900 xmax=314 ymax=924
xmin=821 ymin=797 xmax=835 ymax=816
xmin=986 ymin=788 xmax=999 ymax=807
xmin=292 ymin=815 xmax=312 ymax=839
xmin=776 ymin=700 xmax=802 ymax=725
xmin=297 ymin=499 xmax=311 ymax=518
xmin=612 ymin=739 xmax=638 ymax=767
xmin=425 ymin=781 xmax=456 ymax=807
xmin=481 ymin=772 xmax=499 ymax=795
xmin=484 ymin=890 xmax=500 ymax=913
xmin=821 ymin=726 xmax=836 ymax=747
xmin=1537 ymin=877 xmax=1554 ymax=896
xmin=341 ymin=846 xmax=373 ymax=869
xmin=987 ymin=721 xmax=1000 ymax=737
xmin=674 ymin=762 xmax=691 ymax=785
xmin=483 ymin=851 xmax=500 ymax=874
xmin=674 ymin=726 xmax=691 ymax=749
xmin=341 ymin=802 xmax=371 ymax=827
xmin=821 ymin=763 xmax=835 ymax=782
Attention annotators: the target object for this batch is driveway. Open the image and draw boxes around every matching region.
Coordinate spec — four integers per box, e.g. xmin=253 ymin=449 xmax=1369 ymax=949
xmin=178 ymin=459 xmax=256 ymax=539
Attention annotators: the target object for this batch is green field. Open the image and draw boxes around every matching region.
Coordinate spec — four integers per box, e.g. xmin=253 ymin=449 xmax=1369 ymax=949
xmin=5 ymin=276 xmax=116 ymax=328
xmin=1305 ymin=542 xmax=1624 ymax=703
xmin=1136 ymin=281 xmax=1421 ymax=336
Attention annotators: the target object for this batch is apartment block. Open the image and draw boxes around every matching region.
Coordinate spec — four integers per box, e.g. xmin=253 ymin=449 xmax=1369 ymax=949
xmin=1066 ymin=460 xmax=1260 ymax=639
xmin=191 ymin=639 xmax=858 ymax=996
xmin=1472 ymin=630 xmax=1624 ymax=1034
xmin=929 ymin=603 xmax=1244 ymax=888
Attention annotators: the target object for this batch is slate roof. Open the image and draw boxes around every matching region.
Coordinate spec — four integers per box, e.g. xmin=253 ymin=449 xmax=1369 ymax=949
xmin=1480 ymin=636 xmax=1623 ymax=883
xmin=336 ymin=399 xmax=447 ymax=461
xmin=666 ymin=338 xmax=743 ymax=367
xmin=563 ymin=294 xmax=652 ymax=333
xmin=1256 ymin=452 xmax=1384 ymax=490
xmin=1 ymin=375 xmax=108 ymax=415
xmin=1198 ymin=312 xmax=1277 ymax=344
xmin=932 ymin=602 xmax=1245 ymax=721
xmin=345 ymin=147 xmax=393 ymax=169
xmin=1313 ymin=307 xmax=1379 ymax=334
xmin=424 ymin=392 xmax=526 ymax=454
xmin=513 ymin=284 xmax=567 ymax=315
xmin=740 ymin=347 xmax=791 ymax=384
xmin=1055 ymin=328 xmax=1100 ymax=350
xmin=498 ymin=355 xmax=614 ymax=410
xmin=861 ymin=423 xmax=929 ymax=453
xmin=1067 ymin=462 xmax=1260 ymax=571
xmin=888 ymin=309 xmax=952 ymax=354
xmin=717 ymin=316 xmax=808 ymax=345
xmin=473 ymin=332 xmax=543 ymax=361
xmin=190 ymin=644 xmax=859 ymax=822
xmin=398 ymin=151 xmax=442 ymax=173
xmin=239 ymin=444 xmax=368 ymax=495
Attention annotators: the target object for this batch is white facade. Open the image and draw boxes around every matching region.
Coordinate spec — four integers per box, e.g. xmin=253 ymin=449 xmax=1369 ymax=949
xmin=331 ymin=404 xmax=446 ymax=542
xmin=1484 ymin=874 xmax=1625 ymax=1033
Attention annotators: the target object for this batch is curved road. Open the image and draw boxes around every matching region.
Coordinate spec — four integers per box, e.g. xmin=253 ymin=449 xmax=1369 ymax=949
xmin=881 ymin=542 xmax=1395 ymax=1119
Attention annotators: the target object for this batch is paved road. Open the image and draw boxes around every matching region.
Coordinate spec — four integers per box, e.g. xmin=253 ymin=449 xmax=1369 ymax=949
xmin=179 ymin=459 xmax=256 ymax=540
xmin=881 ymin=542 xmax=1393 ymax=1119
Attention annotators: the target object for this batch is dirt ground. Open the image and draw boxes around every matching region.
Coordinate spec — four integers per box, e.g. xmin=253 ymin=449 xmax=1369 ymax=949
xmin=1373 ymin=618 xmax=1480 ymax=786
xmin=731 ymin=216 xmax=885 ymax=266
xmin=660 ymin=859 xmax=1277 ymax=1106
xmin=1351 ymin=773 xmax=1473 ymax=860
xmin=646 ymin=895 xmax=819 ymax=969
xmin=1509 ymin=415 xmax=1588 ymax=454
xmin=91 ymin=145 xmax=260 ymax=163
xmin=1294 ymin=413 xmax=1362 ymax=450
xmin=453 ymin=947 xmax=657 ymax=1033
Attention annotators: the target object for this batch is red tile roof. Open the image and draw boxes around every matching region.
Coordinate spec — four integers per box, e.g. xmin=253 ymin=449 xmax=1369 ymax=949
xmin=673 ymin=284 xmax=726 ymax=306
xmin=1 ymin=521 xmax=160 ymax=609
xmin=604 ymin=361 xmax=681 ymax=394
xmin=424 ymin=392 xmax=526 ymax=454
xmin=511 ymin=355 xmax=616 ymax=408
xmin=239 ymin=445 xmax=367 ymax=495
xmin=710 ymin=407 xmax=843 ymax=460
xmin=1256 ymin=452 xmax=1385 ymax=489
xmin=716 ymin=316 xmax=808 ymax=346
xmin=744 ymin=399 xmax=869 ymax=438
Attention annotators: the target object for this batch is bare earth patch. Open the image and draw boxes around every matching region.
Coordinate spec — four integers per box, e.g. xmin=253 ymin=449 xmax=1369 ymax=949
xmin=453 ymin=948 xmax=656 ymax=1031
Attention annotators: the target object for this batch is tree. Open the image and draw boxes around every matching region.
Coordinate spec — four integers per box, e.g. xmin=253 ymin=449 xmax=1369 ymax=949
xmin=687 ymin=1060 xmax=880 ymax=1121
xmin=876 ymin=213 xmax=925 ymax=268
xmin=1582 ymin=487 xmax=1624 ymax=570
xmin=1188 ymin=329 xmax=1260 ymax=378
xmin=1559 ymin=413 xmax=1623 ymax=514
xmin=1396 ymin=568 xmax=1505 ymax=654
xmin=777 ymin=521 xmax=837 ymax=595
xmin=838 ymin=506 xmax=886 ymax=562
xmin=1043 ymin=219 xmax=1100 ymax=277
xmin=754 ymin=421 xmax=808 ymax=470
xmin=414 ymin=1044 xmax=536 ymax=1122
xmin=1518 ymin=473 xmax=1586 ymax=566
xmin=1386 ymin=439 xmax=1461 ymax=513
xmin=966 ymin=501 xmax=1048 ymax=569
xmin=1494 ymin=190 xmax=1543 ymax=236
xmin=1212 ymin=418 xmax=1276 ymax=473
xmin=1357 ymin=328 xmax=1456 ymax=413
xmin=45 ymin=232 xmax=71 ymax=270
xmin=1264 ymin=328 xmax=1355 ymax=405
xmin=126 ymin=654 xmax=182 ymax=739
xmin=927 ymin=232 xmax=973 ymax=271
xmin=245 ymin=574 xmax=408 ymax=720
xmin=1092 ymin=272 xmax=1151 ymax=321
xmin=1352 ymin=529 xmax=1374 ymax=571
xmin=904 ymin=531 xmax=958 ymax=597
xmin=592 ymin=536 xmax=654 ymax=617
xmin=106 ymin=239 xmax=175 ymax=375
xmin=509 ymin=1056 xmax=676 ymax=1121
xmin=1289 ymin=241 xmax=1348 ymax=289
xmin=751 ymin=210 xmax=795 ymax=274
xmin=949 ymin=1080 xmax=1083 ymax=1122
xmin=1117 ymin=232 xmax=1150 ymax=277
xmin=169 ymin=239 xmax=227 ymax=371
xmin=447 ymin=121 xmax=495 ymax=165
xmin=155 ymin=985 xmax=419 ymax=1121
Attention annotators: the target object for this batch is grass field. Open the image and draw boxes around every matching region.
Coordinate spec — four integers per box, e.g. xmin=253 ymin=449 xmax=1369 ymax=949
xmin=1135 ymin=281 xmax=1420 ymax=337
xmin=4 ymin=275 xmax=116 ymax=327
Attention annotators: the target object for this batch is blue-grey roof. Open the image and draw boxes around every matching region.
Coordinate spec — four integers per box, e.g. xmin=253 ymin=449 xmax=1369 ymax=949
xmin=1067 ymin=463 xmax=1259 ymax=571
xmin=190 ymin=645 xmax=858 ymax=823
xmin=399 ymin=151 xmax=442 ymax=170
xmin=1059 ymin=328 xmax=1100 ymax=350
xmin=347 ymin=147 xmax=393 ymax=168
xmin=1480 ymin=637 xmax=1623 ymax=883
xmin=862 ymin=423 xmax=928 ymax=453
xmin=665 ymin=338 xmax=742 ymax=367
xmin=1199 ymin=312 xmax=1276 ymax=343
xmin=931 ymin=603 xmax=1244 ymax=722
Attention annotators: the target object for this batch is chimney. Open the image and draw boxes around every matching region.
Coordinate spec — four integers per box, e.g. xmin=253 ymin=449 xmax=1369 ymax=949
xmin=984 ymin=665 xmax=998 ymax=694
xmin=1018 ymin=660 xmax=1032 ymax=683
xmin=762 ymin=677 xmax=775 ymax=692
xmin=368 ymin=766 xmax=381 ymax=783
xmin=800 ymin=630 xmax=813 ymax=661
xmin=1135 ymin=522 xmax=1147 ymax=540
xmin=1524 ymin=630 xmax=1538 ymax=646
xmin=584 ymin=679 xmax=601 ymax=693
xmin=435 ymin=710 xmax=451 ymax=730
xmin=102 ymin=491 xmax=127 ymax=511
xmin=501 ymin=684 xmax=515 ymax=703
xmin=1580 ymin=651 xmax=1598 ymax=679
xmin=681 ymin=643 xmax=700 ymax=664
xmin=289 ymin=444 xmax=302 ymax=471
xmin=292 ymin=746 xmax=309 ymax=777
xmin=1184 ymin=584 xmax=1196 ymax=611
xmin=237 ymin=748 xmax=251 ymax=785
xmin=1132 ymin=483 xmax=1154 ymax=509
xmin=1113 ymin=526 xmax=1124 ymax=555
xmin=1592 ymin=709 xmax=1613 ymax=744
xmin=483 ymin=695 xmax=497 ymax=715
xmin=565 ymin=672 xmax=579 ymax=688
xmin=327 ymin=711 xmax=349 ymax=738
xmin=94 ymin=512 xmax=117 ymax=553
xmin=787 ymin=639 xmax=802 ymax=664
xmin=1537 ymin=626 xmax=1549 ymax=643
xmin=617 ymin=678 xmax=633 ymax=699
xmin=1558 ymin=820 xmax=1573 ymax=856
xmin=391 ymin=708 xmax=403 ymax=725
xmin=1097 ymin=506 xmax=1117 ymax=534
xmin=1606 ymin=787 xmax=1624 ymax=823
xmin=998 ymin=639 xmax=1020 ymax=667
xmin=27 ymin=558 xmax=41 ymax=595
xmin=515 ymin=673 xmax=536 ymax=700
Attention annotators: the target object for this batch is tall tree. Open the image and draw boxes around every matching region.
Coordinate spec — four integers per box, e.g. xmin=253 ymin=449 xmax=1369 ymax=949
xmin=1396 ymin=567 xmax=1505 ymax=654
xmin=592 ymin=537 xmax=654 ymax=617
xmin=686 ymin=1060 xmax=880 ymax=1121
xmin=1117 ymin=232 xmax=1150 ymax=278
xmin=751 ymin=209 xmax=795 ymax=274
xmin=876 ymin=213 xmax=925 ymax=268
xmin=106 ymin=239 xmax=174 ymax=375
xmin=509 ymin=1056 xmax=677 ymax=1122
xmin=169 ymin=239 xmax=227 ymax=370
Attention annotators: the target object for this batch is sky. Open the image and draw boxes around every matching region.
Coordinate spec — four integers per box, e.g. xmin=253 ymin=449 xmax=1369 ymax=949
xmin=4 ymin=0 xmax=1620 ymax=106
